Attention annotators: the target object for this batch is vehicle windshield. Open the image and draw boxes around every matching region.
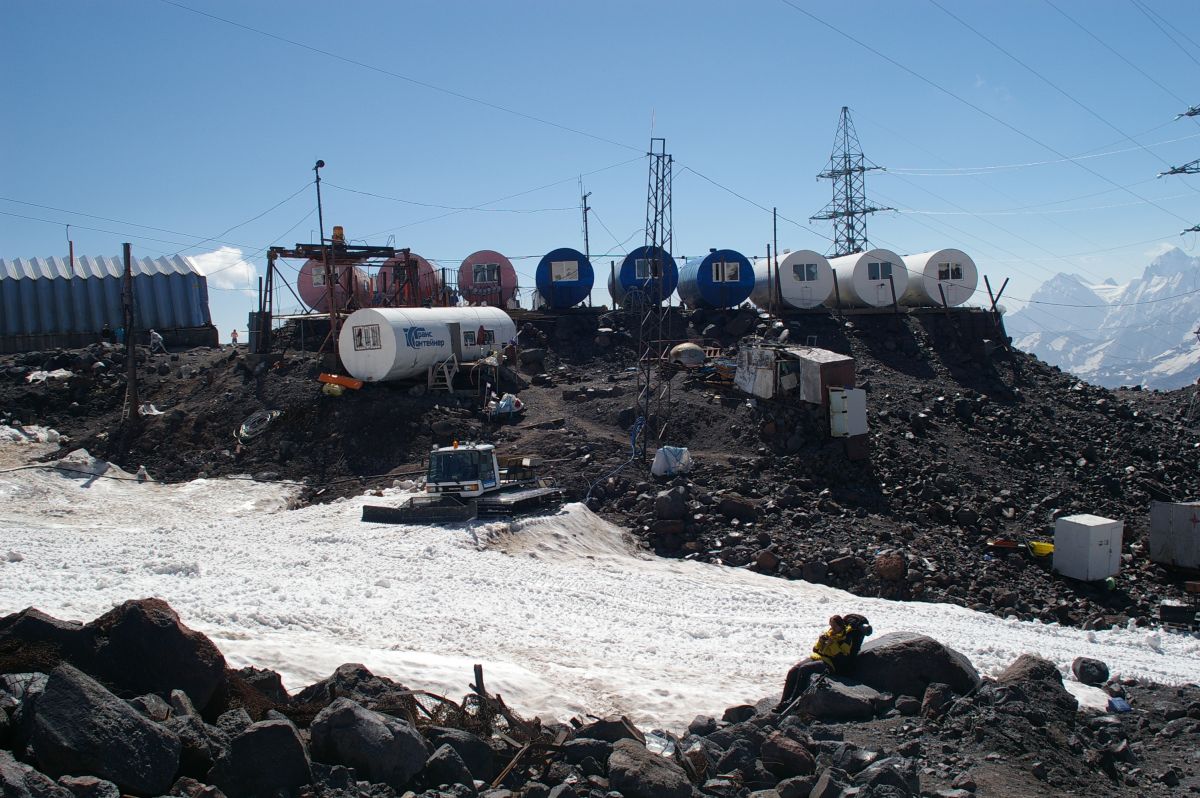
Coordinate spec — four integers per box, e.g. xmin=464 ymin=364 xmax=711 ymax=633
xmin=428 ymin=451 xmax=481 ymax=483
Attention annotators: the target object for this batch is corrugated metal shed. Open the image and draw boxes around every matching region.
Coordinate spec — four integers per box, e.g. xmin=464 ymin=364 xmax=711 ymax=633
xmin=0 ymin=255 xmax=212 ymax=338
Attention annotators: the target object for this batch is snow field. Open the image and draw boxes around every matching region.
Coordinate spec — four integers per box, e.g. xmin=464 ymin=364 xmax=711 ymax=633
xmin=1 ymin=433 xmax=1196 ymax=729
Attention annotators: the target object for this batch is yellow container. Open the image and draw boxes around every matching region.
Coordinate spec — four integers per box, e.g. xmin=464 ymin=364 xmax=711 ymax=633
xmin=1028 ymin=541 xmax=1055 ymax=557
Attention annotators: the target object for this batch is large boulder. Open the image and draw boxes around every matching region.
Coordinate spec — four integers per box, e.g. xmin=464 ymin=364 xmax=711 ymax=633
xmin=854 ymin=633 xmax=980 ymax=698
xmin=164 ymin=714 xmax=229 ymax=779
xmin=309 ymin=697 xmax=430 ymax=789
xmin=1071 ymin=656 xmax=1109 ymax=686
xmin=0 ymin=608 xmax=89 ymax=666
xmin=607 ymin=739 xmax=691 ymax=798
xmin=760 ymin=731 xmax=815 ymax=779
xmin=425 ymin=727 xmax=495 ymax=782
xmin=421 ymin=743 xmax=476 ymax=792
xmin=208 ymin=719 xmax=311 ymax=798
xmin=654 ymin=487 xmax=688 ymax=521
xmin=574 ymin=716 xmax=643 ymax=743
xmin=292 ymin=663 xmax=409 ymax=712
xmin=32 ymin=664 xmax=181 ymax=795
xmin=794 ymin=678 xmax=880 ymax=721
xmin=997 ymin=653 xmax=1077 ymax=713
xmin=86 ymin=599 xmax=227 ymax=713
xmin=0 ymin=749 xmax=73 ymax=798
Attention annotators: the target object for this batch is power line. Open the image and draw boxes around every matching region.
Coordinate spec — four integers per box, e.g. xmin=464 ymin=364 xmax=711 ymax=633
xmin=886 ymin=131 xmax=1200 ymax=175
xmin=895 ymin=191 xmax=1198 ymax=217
xmin=929 ymin=0 xmax=1200 ymax=200
xmin=156 ymin=0 xmax=641 ymax=154
xmin=361 ymin=156 xmax=644 ymax=239
xmin=322 ymin=182 xmax=575 ymax=213
xmin=175 ymin=182 xmax=313 ymax=254
xmin=1129 ymin=0 xmax=1200 ymax=70
xmin=775 ymin=0 xmax=1196 ymax=228
xmin=1044 ymin=0 xmax=1198 ymax=112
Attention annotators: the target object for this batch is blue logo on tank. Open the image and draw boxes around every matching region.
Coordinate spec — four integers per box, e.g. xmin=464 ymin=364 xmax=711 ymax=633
xmin=403 ymin=326 xmax=445 ymax=349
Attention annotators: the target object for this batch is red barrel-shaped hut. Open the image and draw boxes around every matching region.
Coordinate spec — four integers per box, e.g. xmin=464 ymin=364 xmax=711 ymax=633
xmin=458 ymin=249 xmax=517 ymax=308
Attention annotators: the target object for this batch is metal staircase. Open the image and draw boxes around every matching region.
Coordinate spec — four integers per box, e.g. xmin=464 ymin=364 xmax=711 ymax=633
xmin=428 ymin=354 xmax=459 ymax=392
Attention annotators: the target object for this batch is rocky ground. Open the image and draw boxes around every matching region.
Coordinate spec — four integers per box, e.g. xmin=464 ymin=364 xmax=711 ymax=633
xmin=2 ymin=600 xmax=1198 ymax=798
xmin=2 ymin=307 xmax=1197 ymax=632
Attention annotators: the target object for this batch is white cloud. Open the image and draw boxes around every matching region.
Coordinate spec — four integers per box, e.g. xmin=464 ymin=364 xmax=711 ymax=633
xmin=188 ymin=246 xmax=258 ymax=295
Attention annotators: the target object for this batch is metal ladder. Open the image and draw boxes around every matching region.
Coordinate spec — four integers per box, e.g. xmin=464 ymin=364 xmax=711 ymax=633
xmin=428 ymin=354 xmax=459 ymax=392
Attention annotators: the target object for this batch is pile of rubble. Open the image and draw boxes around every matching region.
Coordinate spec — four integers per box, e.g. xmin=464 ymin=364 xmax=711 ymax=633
xmin=3 ymin=600 xmax=1197 ymax=798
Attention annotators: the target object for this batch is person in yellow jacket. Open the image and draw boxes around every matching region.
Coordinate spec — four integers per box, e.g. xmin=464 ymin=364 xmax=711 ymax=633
xmin=775 ymin=613 xmax=873 ymax=712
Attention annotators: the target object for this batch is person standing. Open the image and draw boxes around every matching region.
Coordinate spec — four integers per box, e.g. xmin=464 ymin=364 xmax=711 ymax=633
xmin=231 ymin=328 xmax=239 ymax=347
xmin=775 ymin=614 xmax=873 ymax=711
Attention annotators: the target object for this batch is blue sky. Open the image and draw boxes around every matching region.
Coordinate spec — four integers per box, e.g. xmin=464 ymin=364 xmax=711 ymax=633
xmin=5 ymin=0 xmax=1200 ymax=341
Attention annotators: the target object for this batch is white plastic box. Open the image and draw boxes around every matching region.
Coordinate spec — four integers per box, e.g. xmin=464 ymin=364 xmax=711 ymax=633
xmin=1052 ymin=513 xmax=1123 ymax=581
xmin=1149 ymin=500 xmax=1200 ymax=570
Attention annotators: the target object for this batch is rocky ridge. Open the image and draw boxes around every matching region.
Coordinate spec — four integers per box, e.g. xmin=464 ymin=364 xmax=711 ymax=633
xmin=2 ymin=600 xmax=1198 ymax=798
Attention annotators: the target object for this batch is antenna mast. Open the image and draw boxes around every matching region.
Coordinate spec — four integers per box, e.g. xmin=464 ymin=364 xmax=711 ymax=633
xmin=810 ymin=106 xmax=891 ymax=257
xmin=635 ymin=137 xmax=673 ymax=459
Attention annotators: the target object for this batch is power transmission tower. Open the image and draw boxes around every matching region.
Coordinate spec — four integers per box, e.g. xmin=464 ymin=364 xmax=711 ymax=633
xmin=580 ymin=182 xmax=592 ymax=261
xmin=1162 ymin=105 xmax=1200 ymax=234
xmin=810 ymin=106 xmax=892 ymax=257
xmin=635 ymin=137 xmax=673 ymax=458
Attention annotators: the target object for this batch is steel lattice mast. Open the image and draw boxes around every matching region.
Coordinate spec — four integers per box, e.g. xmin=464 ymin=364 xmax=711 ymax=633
xmin=635 ymin=138 xmax=673 ymax=458
xmin=810 ymin=106 xmax=892 ymax=257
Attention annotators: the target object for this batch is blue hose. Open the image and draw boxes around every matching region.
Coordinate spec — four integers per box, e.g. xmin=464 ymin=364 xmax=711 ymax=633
xmin=585 ymin=416 xmax=645 ymax=502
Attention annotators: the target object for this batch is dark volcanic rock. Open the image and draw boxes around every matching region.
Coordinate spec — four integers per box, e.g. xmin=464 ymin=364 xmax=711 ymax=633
xmin=425 ymin=726 xmax=495 ymax=782
xmin=855 ymin=632 xmax=980 ymax=697
xmin=0 ymin=749 xmax=72 ymax=798
xmin=56 ymin=775 xmax=120 ymax=798
xmin=422 ymin=743 xmax=476 ymax=792
xmin=86 ymin=598 xmax=228 ymax=712
xmin=607 ymin=739 xmax=691 ymax=798
xmin=292 ymin=663 xmax=409 ymax=712
xmin=794 ymin=678 xmax=880 ymax=721
xmin=1072 ymin=656 xmax=1110 ymax=686
xmin=32 ymin=664 xmax=181 ymax=795
xmin=309 ymin=697 xmax=430 ymax=789
xmin=208 ymin=719 xmax=311 ymax=798
xmin=761 ymin=730 xmax=816 ymax=778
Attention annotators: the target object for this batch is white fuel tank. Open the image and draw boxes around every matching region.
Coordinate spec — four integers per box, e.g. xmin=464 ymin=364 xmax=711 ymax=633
xmin=338 ymin=307 xmax=517 ymax=382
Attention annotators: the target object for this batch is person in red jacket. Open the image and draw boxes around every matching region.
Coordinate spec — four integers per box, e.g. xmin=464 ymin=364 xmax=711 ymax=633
xmin=775 ymin=613 xmax=873 ymax=712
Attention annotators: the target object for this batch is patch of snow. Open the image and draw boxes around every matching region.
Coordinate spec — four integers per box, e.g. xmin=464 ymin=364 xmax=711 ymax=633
xmin=1 ymin=441 xmax=1198 ymax=729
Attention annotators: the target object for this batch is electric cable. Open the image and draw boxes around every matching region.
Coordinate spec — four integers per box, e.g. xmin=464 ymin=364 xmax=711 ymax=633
xmin=929 ymin=0 xmax=1200 ymax=199
xmin=775 ymin=0 xmax=1197 ymax=227
xmin=156 ymin=0 xmax=641 ymax=154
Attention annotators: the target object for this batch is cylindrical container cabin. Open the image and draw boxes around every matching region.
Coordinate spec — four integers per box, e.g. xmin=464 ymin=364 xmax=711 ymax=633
xmin=458 ymin=250 xmax=518 ymax=308
xmin=750 ymin=249 xmax=834 ymax=310
xmin=338 ymin=306 xmax=517 ymax=382
xmin=900 ymin=248 xmax=978 ymax=307
xmin=607 ymin=245 xmax=678 ymax=306
xmin=371 ymin=252 xmax=443 ymax=307
xmin=534 ymin=247 xmax=594 ymax=308
xmin=297 ymin=259 xmax=372 ymax=313
xmin=825 ymin=248 xmax=909 ymax=309
xmin=678 ymin=249 xmax=755 ymax=309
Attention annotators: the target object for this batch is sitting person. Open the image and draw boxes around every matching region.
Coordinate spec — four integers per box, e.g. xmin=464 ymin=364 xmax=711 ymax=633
xmin=775 ymin=613 xmax=873 ymax=712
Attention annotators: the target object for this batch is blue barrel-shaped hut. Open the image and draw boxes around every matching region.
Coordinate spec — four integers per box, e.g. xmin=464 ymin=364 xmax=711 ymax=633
xmin=534 ymin=247 xmax=594 ymax=308
xmin=607 ymin=245 xmax=678 ymax=306
xmin=678 ymin=249 xmax=755 ymax=309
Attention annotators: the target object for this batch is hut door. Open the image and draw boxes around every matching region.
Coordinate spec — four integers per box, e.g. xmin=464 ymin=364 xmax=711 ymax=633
xmin=447 ymin=322 xmax=463 ymax=360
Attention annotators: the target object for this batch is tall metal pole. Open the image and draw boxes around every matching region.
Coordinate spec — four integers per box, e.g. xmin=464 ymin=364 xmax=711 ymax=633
xmin=313 ymin=159 xmax=338 ymax=356
xmin=122 ymin=243 xmax=139 ymax=422
xmin=772 ymin=207 xmax=779 ymax=316
xmin=581 ymin=190 xmax=592 ymax=262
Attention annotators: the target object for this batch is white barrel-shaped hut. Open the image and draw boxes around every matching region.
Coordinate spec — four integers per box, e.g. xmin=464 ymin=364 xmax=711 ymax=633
xmin=338 ymin=306 xmax=516 ymax=382
xmin=750 ymin=250 xmax=834 ymax=310
xmin=900 ymin=248 xmax=978 ymax=307
xmin=826 ymin=248 xmax=908 ymax=308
